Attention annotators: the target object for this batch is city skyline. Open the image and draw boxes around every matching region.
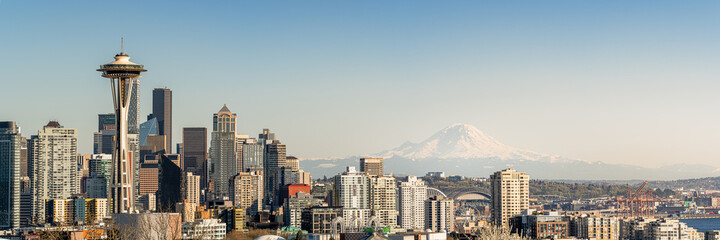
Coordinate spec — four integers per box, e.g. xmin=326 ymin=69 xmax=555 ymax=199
xmin=1 ymin=1 xmax=720 ymax=168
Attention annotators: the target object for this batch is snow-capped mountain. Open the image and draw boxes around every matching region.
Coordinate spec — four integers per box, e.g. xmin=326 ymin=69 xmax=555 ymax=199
xmin=300 ymin=123 xmax=718 ymax=180
xmin=378 ymin=123 xmax=562 ymax=161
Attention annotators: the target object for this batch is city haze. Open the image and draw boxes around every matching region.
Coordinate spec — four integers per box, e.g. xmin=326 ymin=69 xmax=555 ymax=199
xmin=1 ymin=1 xmax=719 ymax=169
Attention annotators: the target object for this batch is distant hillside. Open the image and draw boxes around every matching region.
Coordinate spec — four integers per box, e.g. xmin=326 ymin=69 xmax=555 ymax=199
xmin=646 ymin=177 xmax=720 ymax=190
xmin=422 ymin=178 xmax=675 ymax=200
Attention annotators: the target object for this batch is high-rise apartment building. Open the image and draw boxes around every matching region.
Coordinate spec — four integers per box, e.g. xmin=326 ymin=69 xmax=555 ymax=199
xmin=490 ymin=168 xmax=529 ymax=226
xmin=369 ymin=175 xmax=398 ymax=227
xmin=153 ymin=88 xmax=172 ymax=153
xmin=183 ymin=127 xmax=207 ymax=188
xmin=210 ymin=105 xmax=237 ymax=200
xmin=425 ymin=196 xmax=454 ymax=232
xmin=0 ymin=121 xmax=22 ymax=229
xmin=398 ymin=175 xmax=427 ymax=230
xmin=183 ymin=172 xmax=201 ymax=206
xmin=333 ymin=166 xmax=370 ymax=209
xmin=360 ymin=158 xmax=383 ymax=176
xmin=29 ymin=121 xmax=79 ymax=224
xmin=230 ymin=172 xmax=263 ymax=214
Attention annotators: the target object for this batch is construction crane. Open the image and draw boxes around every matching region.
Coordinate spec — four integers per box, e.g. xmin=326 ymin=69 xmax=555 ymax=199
xmin=612 ymin=180 xmax=661 ymax=218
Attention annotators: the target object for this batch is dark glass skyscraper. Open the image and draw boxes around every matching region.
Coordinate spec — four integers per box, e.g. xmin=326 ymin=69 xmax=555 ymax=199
xmin=183 ymin=127 xmax=207 ymax=188
xmin=128 ymin=79 xmax=140 ymax=134
xmin=98 ymin=113 xmax=115 ymax=131
xmin=0 ymin=121 xmax=21 ymax=229
xmin=152 ymin=88 xmax=172 ymax=153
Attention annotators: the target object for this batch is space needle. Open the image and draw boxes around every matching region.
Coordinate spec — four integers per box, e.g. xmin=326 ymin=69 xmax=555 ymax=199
xmin=97 ymin=39 xmax=146 ymax=214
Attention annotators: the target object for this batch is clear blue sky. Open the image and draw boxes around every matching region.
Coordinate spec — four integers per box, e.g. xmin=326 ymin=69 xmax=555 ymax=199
xmin=1 ymin=1 xmax=719 ymax=167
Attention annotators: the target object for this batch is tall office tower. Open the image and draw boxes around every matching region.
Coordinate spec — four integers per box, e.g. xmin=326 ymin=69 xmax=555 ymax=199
xmin=183 ymin=172 xmax=201 ymax=206
xmin=157 ymin=154 xmax=182 ymax=212
xmin=139 ymin=118 xmax=158 ymax=146
xmin=87 ymin=154 xmax=112 ymax=199
xmin=98 ymin=113 xmax=116 ymax=131
xmin=333 ymin=166 xmax=370 ymax=209
xmin=424 ymin=196 xmax=454 ymax=232
xmin=210 ymin=105 xmax=237 ymax=200
xmin=241 ymin=139 xmax=264 ymax=173
xmin=29 ymin=121 xmax=78 ymax=224
xmin=399 ymin=175 xmax=427 ymax=230
xmin=152 ymin=88 xmax=172 ymax=153
xmin=286 ymin=156 xmax=299 ymax=171
xmin=128 ymin=79 xmax=140 ymax=134
xmin=20 ymin=137 xmax=28 ymax=178
xmin=360 ymin=158 xmax=383 ymax=176
xmin=230 ymin=172 xmax=263 ymax=214
xmin=138 ymin=159 xmax=159 ymax=197
xmin=264 ymin=139 xmax=287 ymax=208
xmin=490 ymin=168 xmax=529 ymax=226
xmin=235 ymin=135 xmax=249 ymax=173
xmin=183 ymin=127 xmax=207 ymax=188
xmin=97 ymin=47 xmax=146 ymax=214
xmin=369 ymin=175 xmax=398 ymax=227
xmin=0 ymin=121 xmax=22 ymax=229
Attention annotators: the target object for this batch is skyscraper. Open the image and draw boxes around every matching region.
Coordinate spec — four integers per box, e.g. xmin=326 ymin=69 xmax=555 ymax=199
xmin=490 ymin=168 xmax=529 ymax=226
xmin=0 ymin=121 xmax=22 ymax=229
xmin=183 ymin=127 xmax=207 ymax=188
xmin=183 ymin=172 xmax=201 ymax=206
xmin=241 ymin=139 xmax=263 ymax=173
xmin=97 ymin=47 xmax=147 ymax=214
xmin=157 ymin=154 xmax=183 ymax=212
xmin=264 ymin=138 xmax=287 ymax=208
xmin=128 ymin=79 xmax=140 ymax=134
xmin=30 ymin=121 xmax=79 ymax=224
xmin=230 ymin=172 xmax=263 ymax=214
xmin=360 ymin=158 xmax=383 ymax=176
xmin=153 ymin=88 xmax=172 ymax=153
xmin=98 ymin=113 xmax=115 ymax=131
xmin=210 ymin=105 xmax=237 ymax=200
xmin=398 ymin=175 xmax=426 ymax=230
xmin=139 ymin=118 xmax=158 ymax=146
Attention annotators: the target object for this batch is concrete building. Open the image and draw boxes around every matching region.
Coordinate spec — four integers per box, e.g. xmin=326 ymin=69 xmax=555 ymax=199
xmin=425 ymin=196 xmax=454 ymax=232
xmin=181 ymin=218 xmax=226 ymax=240
xmin=575 ymin=215 xmax=619 ymax=240
xmin=183 ymin=127 xmax=207 ymax=188
xmin=30 ymin=121 xmax=79 ymax=224
xmin=333 ymin=166 xmax=370 ymax=209
xmin=184 ymin=172 xmax=201 ymax=206
xmin=0 ymin=121 xmax=22 ymax=229
xmin=398 ymin=175 xmax=427 ymax=230
xmin=369 ymin=175 xmax=397 ymax=227
xmin=510 ymin=209 xmax=567 ymax=239
xmin=176 ymin=200 xmax=197 ymax=223
xmin=302 ymin=206 xmax=342 ymax=234
xmin=210 ymin=105 xmax=237 ymax=200
xmin=153 ymin=88 xmax=172 ymax=153
xmin=284 ymin=192 xmax=324 ymax=228
xmin=360 ymin=158 xmax=383 ymax=176
xmin=138 ymin=160 xmax=159 ymax=196
xmin=230 ymin=172 xmax=263 ymax=214
xmin=46 ymin=198 xmax=108 ymax=226
xmin=490 ymin=168 xmax=529 ymax=226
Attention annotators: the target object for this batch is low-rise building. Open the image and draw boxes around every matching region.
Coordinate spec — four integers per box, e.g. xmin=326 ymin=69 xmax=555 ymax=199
xmin=510 ymin=210 xmax=568 ymax=239
xmin=181 ymin=219 xmax=227 ymax=240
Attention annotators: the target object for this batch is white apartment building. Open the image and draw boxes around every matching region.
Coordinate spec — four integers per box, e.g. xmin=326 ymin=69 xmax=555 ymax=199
xmin=398 ymin=175 xmax=427 ymax=230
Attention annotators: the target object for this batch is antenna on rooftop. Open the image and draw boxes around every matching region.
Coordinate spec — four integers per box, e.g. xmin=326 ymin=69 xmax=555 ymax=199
xmin=121 ymin=37 xmax=124 ymax=53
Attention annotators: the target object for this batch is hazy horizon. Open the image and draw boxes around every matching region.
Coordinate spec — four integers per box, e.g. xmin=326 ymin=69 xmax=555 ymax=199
xmin=1 ymin=1 xmax=719 ymax=169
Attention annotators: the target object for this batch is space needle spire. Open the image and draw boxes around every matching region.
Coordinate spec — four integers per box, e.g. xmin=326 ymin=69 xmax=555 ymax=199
xmin=97 ymin=39 xmax=147 ymax=214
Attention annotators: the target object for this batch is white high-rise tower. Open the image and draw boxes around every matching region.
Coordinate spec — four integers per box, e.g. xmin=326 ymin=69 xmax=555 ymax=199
xmin=97 ymin=40 xmax=147 ymax=214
